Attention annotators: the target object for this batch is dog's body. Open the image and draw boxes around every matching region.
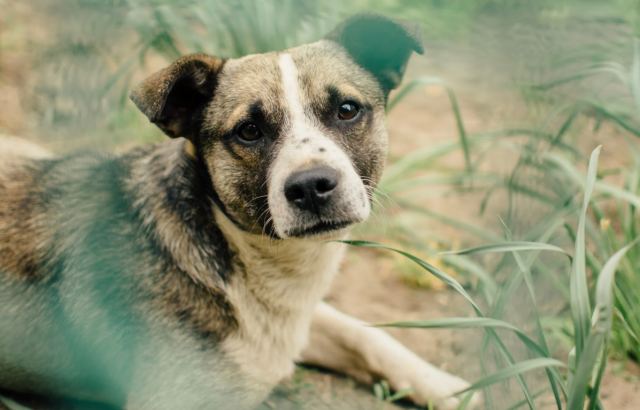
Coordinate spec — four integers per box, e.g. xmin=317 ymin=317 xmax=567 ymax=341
xmin=0 ymin=15 xmax=475 ymax=410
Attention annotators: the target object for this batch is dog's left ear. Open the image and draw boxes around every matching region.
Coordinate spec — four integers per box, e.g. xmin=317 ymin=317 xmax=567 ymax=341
xmin=130 ymin=54 xmax=225 ymax=139
xmin=327 ymin=14 xmax=423 ymax=95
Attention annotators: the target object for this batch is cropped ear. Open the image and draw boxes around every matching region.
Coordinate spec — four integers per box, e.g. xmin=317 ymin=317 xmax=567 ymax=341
xmin=130 ymin=54 xmax=225 ymax=139
xmin=326 ymin=14 xmax=423 ymax=94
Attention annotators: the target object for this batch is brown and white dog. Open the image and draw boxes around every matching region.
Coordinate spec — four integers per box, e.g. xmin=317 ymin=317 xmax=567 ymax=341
xmin=0 ymin=14 xmax=476 ymax=410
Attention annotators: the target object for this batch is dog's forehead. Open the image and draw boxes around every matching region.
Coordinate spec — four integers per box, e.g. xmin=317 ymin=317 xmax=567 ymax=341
xmin=221 ymin=40 xmax=352 ymax=80
xmin=215 ymin=40 xmax=383 ymax=110
xmin=286 ymin=41 xmax=382 ymax=102
xmin=214 ymin=52 xmax=281 ymax=107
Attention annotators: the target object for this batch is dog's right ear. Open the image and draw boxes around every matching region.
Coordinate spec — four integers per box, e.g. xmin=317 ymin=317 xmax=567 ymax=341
xmin=130 ymin=54 xmax=225 ymax=139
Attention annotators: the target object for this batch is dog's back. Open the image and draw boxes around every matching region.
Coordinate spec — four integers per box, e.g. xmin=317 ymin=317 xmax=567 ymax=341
xmin=0 ymin=136 xmax=53 ymax=276
xmin=0 ymin=138 xmax=132 ymax=403
xmin=0 ymin=137 xmax=90 ymax=400
xmin=0 ymin=138 xmax=241 ymax=407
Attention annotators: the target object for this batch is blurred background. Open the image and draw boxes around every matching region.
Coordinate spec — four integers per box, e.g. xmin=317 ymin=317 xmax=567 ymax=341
xmin=2 ymin=0 xmax=640 ymax=409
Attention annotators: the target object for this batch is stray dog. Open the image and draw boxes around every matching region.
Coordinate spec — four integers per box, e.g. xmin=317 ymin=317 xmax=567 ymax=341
xmin=0 ymin=14 xmax=476 ymax=410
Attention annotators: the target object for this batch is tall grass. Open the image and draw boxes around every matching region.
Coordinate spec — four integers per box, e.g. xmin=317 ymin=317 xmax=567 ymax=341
xmin=370 ymin=16 xmax=640 ymax=368
xmin=349 ymin=146 xmax=638 ymax=409
xmin=506 ymin=39 xmax=640 ymax=364
xmin=355 ymin=11 xmax=640 ymax=405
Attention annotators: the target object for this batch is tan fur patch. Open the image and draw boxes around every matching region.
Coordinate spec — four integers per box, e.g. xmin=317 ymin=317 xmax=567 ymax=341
xmin=0 ymin=138 xmax=53 ymax=280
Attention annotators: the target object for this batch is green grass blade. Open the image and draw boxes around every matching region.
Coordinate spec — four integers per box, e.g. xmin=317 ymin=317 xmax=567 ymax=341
xmin=441 ymin=241 xmax=570 ymax=257
xmin=376 ymin=316 xmax=562 ymax=361
xmin=393 ymin=199 xmax=502 ymax=242
xmin=543 ymin=152 xmax=640 ymax=208
xmin=441 ymin=255 xmax=498 ymax=303
xmin=568 ymin=332 xmax=606 ymax=410
xmin=377 ymin=317 xmax=523 ymax=332
xmin=455 ymin=358 xmax=566 ymax=395
xmin=341 ymin=240 xmax=482 ymax=314
xmin=506 ymin=389 xmax=552 ymax=410
xmin=388 ymin=76 xmax=446 ymax=111
xmin=594 ymin=181 xmax=640 ymax=208
xmin=587 ymin=346 xmax=608 ymax=410
xmin=595 ymin=240 xmax=639 ymax=320
xmin=343 ymin=240 xmax=541 ymax=408
xmin=615 ymin=309 xmax=640 ymax=346
xmin=571 ymin=146 xmax=601 ymax=359
xmin=503 ymin=221 xmax=567 ymax=409
xmin=455 ymin=391 xmax=476 ymax=410
xmin=387 ymin=77 xmax=471 ymax=173
xmin=632 ymin=39 xmax=640 ymax=111
xmin=381 ymin=139 xmax=464 ymax=187
xmin=568 ymin=239 xmax=639 ymax=409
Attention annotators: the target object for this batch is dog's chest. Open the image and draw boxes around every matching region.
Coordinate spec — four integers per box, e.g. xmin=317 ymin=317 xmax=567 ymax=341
xmin=220 ymin=238 xmax=346 ymax=391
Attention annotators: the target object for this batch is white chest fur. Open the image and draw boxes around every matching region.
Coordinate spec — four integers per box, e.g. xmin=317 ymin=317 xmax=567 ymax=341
xmin=215 ymin=209 xmax=346 ymax=393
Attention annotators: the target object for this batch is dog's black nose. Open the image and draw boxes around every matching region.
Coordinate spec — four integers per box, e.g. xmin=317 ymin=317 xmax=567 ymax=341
xmin=284 ymin=166 xmax=339 ymax=213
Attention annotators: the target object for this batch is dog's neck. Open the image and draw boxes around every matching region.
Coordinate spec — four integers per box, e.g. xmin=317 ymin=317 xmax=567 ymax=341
xmin=127 ymin=139 xmax=235 ymax=288
xmin=214 ymin=207 xmax=346 ymax=313
xmin=214 ymin=207 xmax=347 ymax=385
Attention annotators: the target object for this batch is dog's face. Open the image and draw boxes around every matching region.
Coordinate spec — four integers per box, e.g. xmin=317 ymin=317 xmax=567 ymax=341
xmin=131 ymin=15 xmax=422 ymax=239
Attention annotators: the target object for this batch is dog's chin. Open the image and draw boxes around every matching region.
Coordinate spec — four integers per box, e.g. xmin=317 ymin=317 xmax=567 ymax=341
xmin=284 ymin=219 xmax=355 ymax=240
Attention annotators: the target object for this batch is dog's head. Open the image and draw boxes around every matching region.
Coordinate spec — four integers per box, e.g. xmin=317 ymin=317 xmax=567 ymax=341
xmin=131 ymin=14 xmax=422 ymax=239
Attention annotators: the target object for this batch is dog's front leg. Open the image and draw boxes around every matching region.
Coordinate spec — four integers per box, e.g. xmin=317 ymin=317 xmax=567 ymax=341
xmin=300 ymin=302 xmax=479 ymax=409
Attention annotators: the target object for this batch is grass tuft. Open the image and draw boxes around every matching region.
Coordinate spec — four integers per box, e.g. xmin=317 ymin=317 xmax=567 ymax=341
xmin=348 ymin=146 xmax=637 ymax=408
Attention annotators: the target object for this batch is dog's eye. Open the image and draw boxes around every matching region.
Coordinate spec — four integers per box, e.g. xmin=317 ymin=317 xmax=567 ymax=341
xmin=337 ymin=101 xmax=360 ymax=121
xmin=237 ymin=123 xmax=262 ymax=143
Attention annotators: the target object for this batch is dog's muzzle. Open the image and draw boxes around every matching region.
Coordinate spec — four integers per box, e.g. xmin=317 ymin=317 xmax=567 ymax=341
xmin=279 ymin=165 xmax=363 ymax=238
xmin=268 ymin=142 xmax=371 ymax=239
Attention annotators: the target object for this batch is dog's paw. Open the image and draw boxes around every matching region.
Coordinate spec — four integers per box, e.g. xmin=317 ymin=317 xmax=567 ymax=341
xmin=394 ymin=364 xmax=481 ymax=410
xmin=333 ymin=319 xmax=481 ymax=409
xmin=366 ymin=333 xmax=481 ymax=409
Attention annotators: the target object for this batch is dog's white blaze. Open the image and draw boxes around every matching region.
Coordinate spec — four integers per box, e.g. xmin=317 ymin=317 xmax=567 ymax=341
xmin=269 ymin=53 xmax=370 ymax=238
xmin=279 ymin=53 xmax=305 ymax=127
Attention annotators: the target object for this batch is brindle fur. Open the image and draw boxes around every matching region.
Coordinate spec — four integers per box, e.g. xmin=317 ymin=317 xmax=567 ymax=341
xmin=0 ymin=140 xmax=240 ymax=404
xmin=0 ymin=14 xmax=471 ymax=410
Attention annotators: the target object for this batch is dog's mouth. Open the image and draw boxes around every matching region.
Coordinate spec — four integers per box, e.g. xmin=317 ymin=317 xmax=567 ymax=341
xmin=286 ymin=220 xmax=353 ymax=238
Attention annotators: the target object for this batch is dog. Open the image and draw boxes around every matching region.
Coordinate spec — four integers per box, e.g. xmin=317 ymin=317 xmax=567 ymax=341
xmin=0 ymin=14 xmax=477 ymax=410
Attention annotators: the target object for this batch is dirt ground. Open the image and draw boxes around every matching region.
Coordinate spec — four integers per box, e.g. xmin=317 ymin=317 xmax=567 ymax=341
xmin=1 ymin=7 xmax=639 ymax=409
